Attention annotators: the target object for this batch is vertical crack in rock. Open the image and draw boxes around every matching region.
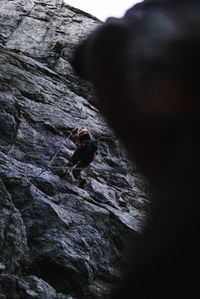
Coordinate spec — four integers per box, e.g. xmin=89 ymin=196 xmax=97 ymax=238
xmin=0 ymin=0 xmax=149 ymax=298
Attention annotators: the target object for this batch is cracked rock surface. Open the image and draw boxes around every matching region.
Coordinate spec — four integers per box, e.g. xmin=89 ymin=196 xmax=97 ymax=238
xmin=0 ymin=0 xmax=148 ymax=298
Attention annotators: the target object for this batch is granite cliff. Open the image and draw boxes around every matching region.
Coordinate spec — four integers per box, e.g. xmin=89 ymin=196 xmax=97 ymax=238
xmin=0 ymin=1 xmax=148 ymax=298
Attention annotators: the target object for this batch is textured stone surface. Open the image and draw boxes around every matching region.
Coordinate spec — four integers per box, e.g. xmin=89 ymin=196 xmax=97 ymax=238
xmin=0 ymin=274 xmax=68 ymax=298
xmin=0 ymin=0 xmax=148 ymax=298
xmin=0 ymin=178 xmax=28 ymax=275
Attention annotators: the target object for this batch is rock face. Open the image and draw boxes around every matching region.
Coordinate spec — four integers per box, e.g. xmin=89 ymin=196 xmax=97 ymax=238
xmin=0 ymin=1 xmax=148 ymax=298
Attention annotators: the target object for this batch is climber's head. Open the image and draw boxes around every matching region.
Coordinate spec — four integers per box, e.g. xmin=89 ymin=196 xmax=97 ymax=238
xmin=71 ymin=127 xmax=92 ymax=144
xmin=72 ymin=127 xmax=90 ymax=136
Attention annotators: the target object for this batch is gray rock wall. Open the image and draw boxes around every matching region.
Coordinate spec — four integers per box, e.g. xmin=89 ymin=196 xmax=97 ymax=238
xmin=0 ymin=0 xmax=148 ymax=298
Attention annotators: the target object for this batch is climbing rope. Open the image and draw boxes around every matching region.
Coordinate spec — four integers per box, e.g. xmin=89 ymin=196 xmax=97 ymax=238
xmin=29 ymin=133 xmax=72 ymax=185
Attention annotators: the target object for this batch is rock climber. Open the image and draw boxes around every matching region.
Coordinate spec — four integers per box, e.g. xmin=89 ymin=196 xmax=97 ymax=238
xmin=62 ymin=127 xmax=99 ymax=188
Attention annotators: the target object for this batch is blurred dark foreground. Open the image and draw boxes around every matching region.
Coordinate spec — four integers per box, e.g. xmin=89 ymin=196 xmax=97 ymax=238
xmin=72 ymin=0 xmax=200 ymax=298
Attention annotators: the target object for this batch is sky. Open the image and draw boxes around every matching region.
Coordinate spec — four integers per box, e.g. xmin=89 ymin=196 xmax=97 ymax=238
xmin=64 ymin=0 xmax=142 ymax=21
